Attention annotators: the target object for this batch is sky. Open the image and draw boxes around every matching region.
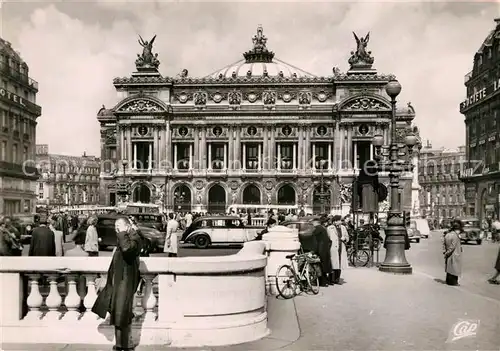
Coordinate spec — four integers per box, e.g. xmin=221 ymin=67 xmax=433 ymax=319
xmin=1 ymin=1 xmax=499 ymax=157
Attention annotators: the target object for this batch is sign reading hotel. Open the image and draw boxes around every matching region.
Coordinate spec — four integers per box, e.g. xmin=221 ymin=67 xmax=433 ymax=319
xmin=0 ymin=88 xmax=42 ymax=115
xmin=460 ymin=77 xmax=500 ymax=110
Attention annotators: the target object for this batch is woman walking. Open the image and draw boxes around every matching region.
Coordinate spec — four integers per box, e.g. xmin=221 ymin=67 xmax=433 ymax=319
xmin=84 ymin=216 xmax=99 ymax=257
xmin=327 ymin=215 xmax=349 ymax=285
xmin=443 ymin=219 xmax=463 ymax=286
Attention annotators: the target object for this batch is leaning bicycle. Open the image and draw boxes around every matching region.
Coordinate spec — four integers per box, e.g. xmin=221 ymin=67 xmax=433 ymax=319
xmin=275 ymin=252 xmax=321 ymax=299
xmin=346 ymin=241 xmax=370 ymax=267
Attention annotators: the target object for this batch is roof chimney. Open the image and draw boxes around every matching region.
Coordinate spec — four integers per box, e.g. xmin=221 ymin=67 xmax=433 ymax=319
xmin=83 ymin=151 xmax=87 ymax=157
xmin=426 ymin=140 xmax=432 ymax=148
xmin=495 ymin=18 xmax=500 ymax=25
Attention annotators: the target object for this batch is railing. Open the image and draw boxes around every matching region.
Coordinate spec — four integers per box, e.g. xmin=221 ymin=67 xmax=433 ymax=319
xmin=0 ymin=61 xmax=39 ymax=90
xmin=250 ymin=217 xmax=267 ymax=227
xmin=0 ymin=241 xmax=268 ymax=347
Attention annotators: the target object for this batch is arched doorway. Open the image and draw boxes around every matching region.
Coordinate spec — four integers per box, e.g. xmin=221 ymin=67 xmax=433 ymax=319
xmin=133 ymin=183 xmax=151 ymax=203
xmin=173 ymin=184 xmax=192 ymax=212
xmin=312 ymin=185 xmax=331 ymax=214
xmin=277 ymin=184 xmax=296 ymax=205
xmin=242 ymin=184 xmax=261 ymax=205
xmin=208 ymin=184 xmax=226 ymax=213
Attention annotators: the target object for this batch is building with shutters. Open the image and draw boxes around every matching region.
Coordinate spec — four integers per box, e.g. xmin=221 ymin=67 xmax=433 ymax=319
xmin=98 ymin=26 xmax=419 ymax=214
xmin=0 ymin=38 xmax=41 ymax=215
xmin=35 ymin=145 xmax=101 ymax=208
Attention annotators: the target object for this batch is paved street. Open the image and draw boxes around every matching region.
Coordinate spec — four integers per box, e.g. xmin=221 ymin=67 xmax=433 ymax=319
xmin=405 ymin=230 xmax=500 ymax=302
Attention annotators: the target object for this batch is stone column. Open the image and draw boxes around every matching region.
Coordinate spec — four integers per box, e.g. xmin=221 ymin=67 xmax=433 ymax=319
xmin=297 ymin=125 xmax=303 ymax=169
xmin=277 ymin=144 xmax=281 ymax=171
xmin=133 ymin=143 xmax=137 ymax=170
xmin=270 ymin=127 xmax=275 ymax=169
xmin=148 ymin=143 xmax=152 ymax=170
xmin=228 ymin=126 xmax=234 ymax=170
xmin=200 ymin=127 xmax=206 ymax=169
xmin=346 ymin=124 xmax=353 ymax=169
xmin=292 ymin=143 xmax=297 ymax=170
xmin=338 ymin=125 xmax=344 ymax=170
xmin=258 ymin=143 xmax=262 ymax=170
xmin=235 ymin=128 xmax=241 ymax=170
xmin=328 ymin=143 xmax=332 ymax=171
xmin=173 ymin=144 xmax=178 ymax=170
xmin=165 ymin=122 xmax=171 ymax=170
xmin=208 ymin=143 xmax=212 ymax=170
xmin=262 ymin=127 xmax=268 ymax=170
xmin=312 ymin=143 xmax=316 ymax=170
xmin=189 ymin=144 xmax=193 ymax=170
xmin=153 ymin=128 xmax=159 ymax=170
xmin=305 ymin=126 xmax=310 ymax=169
xmin=127 ymin=127 xmax=132 ymax=168
xmin=193 ymin=127 xmax=199 ymax=170
xmin=242 ymin=143 xmax=246 ymax=171
xmin=223 ymin=143 xmax=227 ymax=170
xmin=119 ymin=126 xmax=125 ymax=161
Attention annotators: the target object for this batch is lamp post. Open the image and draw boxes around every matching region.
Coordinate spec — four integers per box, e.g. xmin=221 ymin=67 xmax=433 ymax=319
xmin=372 ymin=79 xmax=417 ymax=275
xmin=115 ymin=159 xmax=129 ymax=204
xmin=318 ymin=159 xmax=328 ymax=214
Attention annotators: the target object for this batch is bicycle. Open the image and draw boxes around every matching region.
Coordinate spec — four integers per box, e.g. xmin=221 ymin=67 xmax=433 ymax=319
xmin=275 ymin=252 xmax=320 ymax=299
xmin=346 ymin=241 xmax=370 ymax=267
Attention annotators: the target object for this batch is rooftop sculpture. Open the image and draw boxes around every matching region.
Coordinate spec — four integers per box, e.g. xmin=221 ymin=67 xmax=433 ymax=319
xmin=348 ymin=32 xmax=374 ymax=69
xmin=136 ymin=34 xmax=160 ymax=71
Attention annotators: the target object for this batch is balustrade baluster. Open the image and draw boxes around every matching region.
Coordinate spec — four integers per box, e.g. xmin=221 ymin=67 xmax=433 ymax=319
xmin=64 ymin=274 xmax=81 ymax=319
xmin=44 ymin=274 xmax=63 ymax=320
xmin=141 ymin=275 xmax=157 ymax=323
xmin=81 ymin=274 xmax=99 ymax=321
xmin=25 ymin=274 xmax=43 ymax=321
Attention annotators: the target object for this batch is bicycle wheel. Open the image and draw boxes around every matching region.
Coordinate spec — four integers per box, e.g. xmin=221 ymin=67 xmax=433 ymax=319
xmin=275 ymin=264 xmax=297 ymax=299
xmin=305 ymin=263 xmax=320 ymax=295
xmin=350 ymin=250 xmax=370 ymax=267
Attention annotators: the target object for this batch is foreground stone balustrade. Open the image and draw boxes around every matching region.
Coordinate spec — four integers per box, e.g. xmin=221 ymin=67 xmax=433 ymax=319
xmin=262 ymin=226 xmax=300 ymax=295
xmin=0 ymin=241 xmax=268 ymax=347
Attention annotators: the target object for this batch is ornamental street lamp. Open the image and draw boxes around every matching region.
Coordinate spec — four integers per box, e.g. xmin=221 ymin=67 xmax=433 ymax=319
xmin=372 ymin=79 xmax=417 ymax=275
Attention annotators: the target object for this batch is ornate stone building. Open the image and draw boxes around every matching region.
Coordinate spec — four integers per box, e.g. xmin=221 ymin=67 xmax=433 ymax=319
xmin=36 ymin=145 xmax=101 ymax=207
xmin=0 ymin=37 xmax=41 ymax=215
xmin=460 ymin=18 xmax=500 ymax=221
xmin=418 ymin=143 xmax=466 ymax=220
xmin=98 ymin=27 xmax=417 ymax=214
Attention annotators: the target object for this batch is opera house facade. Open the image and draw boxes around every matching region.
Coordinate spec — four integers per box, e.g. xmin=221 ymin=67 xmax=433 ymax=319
xmin=97 ymin=27 xmax=418 ymax=214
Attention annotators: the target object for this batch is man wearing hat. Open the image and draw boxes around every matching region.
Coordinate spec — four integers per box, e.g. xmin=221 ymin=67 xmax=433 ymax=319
xmin=310 ymin=216 xmax=332 ymax=287
xmin=29 ymin=216 xmax=56 ymax=257
xmin=327 ymin=215 xmax=349 ymax=284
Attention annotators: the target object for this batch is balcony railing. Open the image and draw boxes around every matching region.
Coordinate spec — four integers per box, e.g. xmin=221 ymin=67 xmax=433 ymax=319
xmin=0 ymin=61 xmax=39 ymax=90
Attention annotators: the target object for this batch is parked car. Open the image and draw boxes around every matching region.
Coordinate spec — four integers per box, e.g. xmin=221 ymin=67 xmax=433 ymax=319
xmin=281 ymin=218 xmax=317 ymax=237
xmin=128 ymin=213 xmax=164 ymax=232
xmin=181 ymin=215 xmax=258 ymax=249
xmin=95 ymin=214 xmax=165 ymax=252
xmin=456 ymin=217 xmax=483 ymax=245
xmin=407 ymin=220 xmax=422 ymax=243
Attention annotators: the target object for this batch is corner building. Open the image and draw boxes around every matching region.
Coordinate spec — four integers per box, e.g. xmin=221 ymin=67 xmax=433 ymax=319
xmin=98 ymin=27 xmax=417 ymax=214
xmin=0 ymin=38 xmax=41 ymax=215
xmin=460 ymin=18 xmax=500 ymax=221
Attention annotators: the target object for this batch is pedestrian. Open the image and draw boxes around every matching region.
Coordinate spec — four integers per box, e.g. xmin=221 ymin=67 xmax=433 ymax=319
xmin=65 ymin=230 xmax=88 ymax=256
xmin=49 ymin=216 xmax=65 ymax=256
xmin=311 ymin=216 xmax=332 ymax=287
xmin=164 ymin=212 xmax=179 ymax=257
xmin=29 ymin=217 xmax=56 ymax=257
xmin=487 ymin=245 xmax=500 ymax=285
xmin=92 ymin=217 xmax=143 ymax=351
xmin=443 ymin=219 xmax=463 ymax=286
xmin=184 ymin=212 xmax=193 ymax=229
xmin=327 ymin=215 xmax=349 ymax=285
xmin=84 ymin=215 xmax=99 ymax=257
xmin=0 ymin=219 xmax=20 ymax=256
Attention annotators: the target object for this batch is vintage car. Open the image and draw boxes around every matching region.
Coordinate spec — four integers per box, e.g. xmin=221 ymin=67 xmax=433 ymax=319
xmin=413 ymin=218 xmax=431 ymax=239
xmin=457 ymin=217 xmax=483 ymax=245
xmin=181 ymin=215 xmax=258 ymax=249
xmin=95 ymin=214 xmax=165 ymax=252
xmin=407 ymin=220 xmax=422 ymax=243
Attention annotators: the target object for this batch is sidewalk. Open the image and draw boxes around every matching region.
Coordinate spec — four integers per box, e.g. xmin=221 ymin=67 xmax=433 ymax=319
xmin=3 ymin=268 xmax=499 ymax=351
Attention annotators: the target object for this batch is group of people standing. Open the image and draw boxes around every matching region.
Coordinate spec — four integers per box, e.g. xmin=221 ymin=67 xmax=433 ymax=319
xmin=299 ymin=215 xmax=350 ymax=287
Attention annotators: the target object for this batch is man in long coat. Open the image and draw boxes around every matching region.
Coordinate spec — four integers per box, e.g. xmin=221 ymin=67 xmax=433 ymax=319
xmin=29 ymin=218 xmax=56 ymax=257
xmin=327 ymin=215 xmax=349 ymax=285
xmin=164 ymin=212 xmax=179 ymax=257
xmin=311 ymin=217 xmax=332 ymax=287
xmin=92 ymin=217 xmax=143 ymax=350
xmin=443 ymin=219 xmax=463 ymax=286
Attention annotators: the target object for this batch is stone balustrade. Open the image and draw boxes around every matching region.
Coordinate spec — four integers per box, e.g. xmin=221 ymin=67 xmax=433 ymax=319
xmin=0 ymin=241 xmax=268 ymax=348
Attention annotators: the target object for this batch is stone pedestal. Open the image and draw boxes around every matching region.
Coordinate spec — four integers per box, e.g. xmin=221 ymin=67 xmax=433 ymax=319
xmin=262 ymin=225 xmax=300 ymax=295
